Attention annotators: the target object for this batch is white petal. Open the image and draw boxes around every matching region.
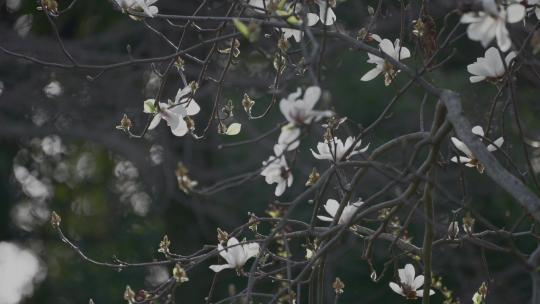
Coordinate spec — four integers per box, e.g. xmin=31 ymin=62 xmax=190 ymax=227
xmin=495 ymin=21 xmax=512 ymax=52
xmin=505 ymin=51 xmax=517 ymax=66
xmin=482 ymin=0 xmax=498 ymax=15
xmin=460 ymin=13 xmax=482 ymax=24
xmin=275 ymin=180 xmax=287 ymax=196
xmin=248 ymin=0 xmax=266 ymax=10
xmin=279 ymin=99 xmax=294 ymax=123
xmin=467 ymin=60 xmax=492 ymax=78
xmin=316 ymin=1 xmax=336 ymax=25
xmin=169 ymin=104 xmax=188 ymax=117
xmin=359 ymin=142 xmax=370 ymax=152
xmin=370 ymin=34 xmax=382 ymax=42
xmin=398 ymin=46 xmax=411 ymax=60
xmin=278 ymin=125 xmax=300 ymax=150
xmin=226 ymin=238 xmax=244 ymax=267
xmin=412 ymin=275 xmax=424 ymax=290
xmin=379 ymin=39 xmax=395 ymax=56
xmin=323 ymin=199 xmax=340 ymax=217
xmin=493 ymin=137 xmax=504 ymax=148
xmin=175 ymin=86 xmax=191 ymax=102
xmin=317 ymin=215 xmax=334 ymax=222
xmin=244 ymin=242 xmax=260 ymax=259
xmin=471 ymin=125 xmax=485 ymax=137
xmin=402 ymin=264 xmax=415 ymax=286
xmin=147 ymin=5 xmax=158 ymax=16
xmin=470 ymin=75 xmax=487 ymax=83
xmin=361 ymin=67 xmax=382 ymax=81
xmin=451 ymin=156 xmax=472 ymax=164
xmin=416 ymin=289 xmax=435 ymax=297
xmin=389 ymin=282 xmax=405 ymax=297
xmin=506 ymin=4 xmax=526 ymax=23
xmin=311 ymin=148 xmax=325 ymax=160
xmin=209 ymin=264 xmax=234 ymax=272
xmin=306 ymin=13 xmax=320 ymax=26
xmin=487 ymin=137 xmax=504 ymax=151
xmin=451 ymin=137 xmax=473 ymax=158
xmin=170 ymin=117 xmax=188 ymax=137
xmin=148 ymin=113 xmax=162 ymax=130
xmin=303 ymin=86 xmax=322 ymax=109
xmin=217 ymin=244 xmax=229 ymax=261
xmin=184 ymin=100 xmax=200 ymax=116
xmin=287 ymin=174 xmax=293 ymax=187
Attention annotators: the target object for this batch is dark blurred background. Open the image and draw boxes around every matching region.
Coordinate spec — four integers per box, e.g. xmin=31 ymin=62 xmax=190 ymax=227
xmin=1 ymin=0 xmax=540 ymax=303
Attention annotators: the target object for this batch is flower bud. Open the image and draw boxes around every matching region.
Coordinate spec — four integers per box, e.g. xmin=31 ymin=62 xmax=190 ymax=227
xmin=447 ymin=221 xmax=460 ymax=239
xmin=332 ymin=277 xmax=345 ymax=294
xmin=305 ymin=167 xmax=320 ymax=187
xmin=50 ymin=211 xmax=61 ymax=229
xmin=158 ymin=235 xmax=171 ymax=254
xmin=217 ymin=228 xmax=228 ymax=244
xmin=173 ymin=264 xmax=189 ymax=283
xmin=242 ymin=93 xmax=255 ymax=117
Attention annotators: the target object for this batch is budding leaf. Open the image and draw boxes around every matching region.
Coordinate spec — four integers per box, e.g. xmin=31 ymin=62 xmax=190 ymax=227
xmin=233 ymin=19 xmax=250 ymax=39
xmin=51 ymin=211 xmax=61 ymax=229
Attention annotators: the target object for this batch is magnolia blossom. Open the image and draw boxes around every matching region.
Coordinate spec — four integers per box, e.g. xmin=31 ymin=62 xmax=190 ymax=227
xmin=247 ymin=0 xmax=318 ymax=42
xmin=467 ymin=47 xmax=516 ymax=83
xmin=389 ymin=264 xmax=435 ymax=299
xmin=209 ymin=237 xmax=260 ymax=273
xmin=277 ymin=123 xmax=301 ymax=151
xmin=311 ymin=136 xmax=369 ymax=161
xmin=282 ymin=10 xmax=319 ymax=42
xmin=114 ymin=0 xmax=158 ymax=17
xmin=261 ymin=145 xmax=293 ymax=196
xmin=361 ymin=38 xmax=411 ymax=86
xmin=460 ymin=0 xmax=525 ymax=51
xmin=145 ymin=86 xmax=200 ymax=137
xmin=279 ymin=86 xmax=332 ymax=125
xmin=451 ymin=125 xmax=504 ymax=173
xmin=309 ymin=0 xmax=337 ymax=26
xmin=317 ymin=198 xmax=363 ymax=224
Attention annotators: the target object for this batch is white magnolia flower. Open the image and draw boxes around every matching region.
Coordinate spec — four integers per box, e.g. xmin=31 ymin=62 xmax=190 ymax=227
xmin=311 ymin=136 xmax=369 ymax=161
xmin=389 ymin=264 xmax=435 ymax=299
xmin=247 ymin=1 xmax=317 ymax=42
xmin=451 ymin=125 xmax=504 ymax=173
xmin=361 ymin=38 xmax=411 ymax=86
xmin=146 ymin=102 xmax=188 ymax=136
xmin=278 ymin=123 xmax=301 ymax=151
xmin=467 ymin=47 xmax=516 ymax=83
xmin=309 ymin=0 xmax=337 ymax=26
xmin=460 ymin=0 xmax=525 ymax=51
xmin=279 ymin=86 xmax=332 ymax=125
xmin=261 ymin=145 xmax=293 ymax=196
xmin=209 ymin=237 xmax=260 ymax=273
xmin=317 ymin=198 xmax=363 ymax=224
xmin=145 ymin=85 xmax=200 ymax=137
xmin=281 ymin=11 xmax=319 ymax=42
xmin=114 ymin=0 xmax=158 ymax=17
